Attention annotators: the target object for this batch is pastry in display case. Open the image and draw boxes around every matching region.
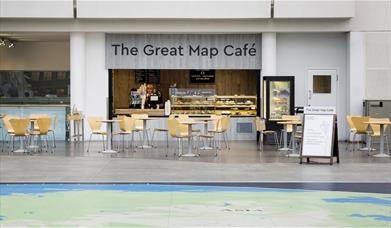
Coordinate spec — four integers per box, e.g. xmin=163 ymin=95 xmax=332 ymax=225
xmin=215 ymin=95 xmax=257 ymax=116
xmin=171 ymin=95 xmax=216 ymax=115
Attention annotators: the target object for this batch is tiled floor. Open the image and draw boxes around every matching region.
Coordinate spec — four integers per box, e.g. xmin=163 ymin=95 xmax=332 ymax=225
xmin=0 ymin=141 xmax=390 ymax=183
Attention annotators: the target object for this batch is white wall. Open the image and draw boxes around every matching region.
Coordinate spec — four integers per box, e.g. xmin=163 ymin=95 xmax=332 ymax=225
xmin=0 ymin=0 xmax=73 ymax=18
xmin=274 ymin=0 xmax=355 ymax=18
xmin=0 ymin=41 xmax=70 ymax=70
xmin=276 ymin=33 xmax=348 ymax=139
xmin=77 ymin=0 xmax=271 ymax=19
xmin=364 ymin=32 xmax=391 ymax=100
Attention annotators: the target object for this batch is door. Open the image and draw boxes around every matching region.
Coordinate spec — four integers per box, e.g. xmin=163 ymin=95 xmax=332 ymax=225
xmin=307 ymin=70 xmax=337 ymax=107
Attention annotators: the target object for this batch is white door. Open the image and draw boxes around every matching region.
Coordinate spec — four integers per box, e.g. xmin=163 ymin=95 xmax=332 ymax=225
xmin=307 ymin=69 xmax=337 ymax=107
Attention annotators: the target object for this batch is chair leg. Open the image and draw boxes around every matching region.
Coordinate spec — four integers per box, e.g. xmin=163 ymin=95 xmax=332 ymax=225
xmin=151 ymin=130 xmax=156 ymax=147
xmin=165 ymin=132 xmax=169 ymax=157
xmin=86 ymin=134 xmax=93 ymax=152
xmin=367 ymin=135 xmax=372 ymax=156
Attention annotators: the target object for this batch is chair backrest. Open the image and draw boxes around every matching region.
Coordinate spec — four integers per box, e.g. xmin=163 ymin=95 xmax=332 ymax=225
xmin=168 ymin=114 xmax=175 ymax=119
xmin=131 ymin=114 xmax=148 ymax=129
xmin=255 ymin=117 xmax=266 ymax=132
xmin=117 ymin=115 xmax=126 ymax=131
xmin=36 ymin=117 xmax=51 ymax=134
xmin=9 ymin=118 xmax=29 ymax=136
xmin=87 ymin=117 xmax=103 ymax=131
xmin=167 ymin=118 xmax=179 ymax=137
xmin=346 ymin=115 xmax=357 ymax=131
xmin=3 ymin=115 xmax=17 ymax=132
xmin=29 ymin=114 xmax=50 ymax=118
xmin=210 ymin=115 xmax=223 ymax=132
xmin=369 ymin=118 xmax=390 ymax=135
xmin=176 ymin=115 xmax=189 ymax=133
xmin=123 ymin=116 xmax=136 ymax=132
xmin=351 ymin=116 xmax=370 ymax=134
xmin=221 ymin=116 xmax=231 ymax=132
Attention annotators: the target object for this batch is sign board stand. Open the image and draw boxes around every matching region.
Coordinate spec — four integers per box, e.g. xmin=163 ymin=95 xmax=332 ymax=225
xmin=300 ymin=114 xmax=340 ymax=165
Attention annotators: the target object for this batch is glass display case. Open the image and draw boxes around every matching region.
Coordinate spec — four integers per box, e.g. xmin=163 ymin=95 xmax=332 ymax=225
xmin=171 ymin=95 xmax=216 ymax=115
xmin=171 ymin=92 xmax=257 ymax=116
xmin=215 ymin=96 xmax=257 ymax=116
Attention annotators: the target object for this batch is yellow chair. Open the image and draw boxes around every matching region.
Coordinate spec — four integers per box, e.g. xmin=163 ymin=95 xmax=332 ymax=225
xmin=30 ymin=117 xmax=53 ymax=153
xmin=167 ymin=118 xmax=191 ymax=156
xmin=115 ymin=116 xmax=137 ymax=152
xmin=131 ymin=114 xmax=151 ymax=145
xmin=2 ymin=115 xmax=17 ymax=153
xmin=346 ymin=115 xmax=359 ymax=151
xmin=48 ymin=114 xmax=58 ymax=148
xmin=151 ymin=115 xmax=175 ymax=151
xmin=208 ymin=115 xmax=231 ymax=150
xmin=255 ymin=117 xmax=279 ymax=150
xmin=86 ymin=116 xmax=106 ymax=153
xmin=367 ymin=118 xmax=390 ymax=154
xmin=351 ymin=116 xmax=370 ymax=151
xmin=9 ymin=118 xmax=30 ymax=155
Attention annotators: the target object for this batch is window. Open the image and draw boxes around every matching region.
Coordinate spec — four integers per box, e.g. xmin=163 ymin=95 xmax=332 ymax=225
xmin=313 ymin=75 xmax=331 ymax=94
xmin=0 ymin=71 xmax=70 ymax=104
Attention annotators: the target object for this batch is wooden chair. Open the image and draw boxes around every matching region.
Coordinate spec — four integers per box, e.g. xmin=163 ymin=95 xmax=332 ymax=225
xmin=131 ymin=114 xmax=151 ymax=145
xmin=351 ymin=116 xmax=370 ymax=151
xmin=9 ymin=118 xmax=30 ymax=155
xmin=2 ymin=115 xmax=17 ymax=152
xmin=255 ymin=117 xmax=279 ymax=150
xmin=167 ymin=118 xmax=191 ymax=156
xmin=30 ymin=117 xmax=53 ymax=153
xmin=115 ymin=116 xmax=137 ymax=152
xmin=208 ymin=115 xmax=231 ymax=150
xmin=86 ymin=116 xmax=106 ymax=152
xmin=151 ymin=115 xmax=175 ymax=151
xmin=346 ymin=115 xmax=360 ymax=151
xmin=48 ymin=114 xmax=58 ymax=148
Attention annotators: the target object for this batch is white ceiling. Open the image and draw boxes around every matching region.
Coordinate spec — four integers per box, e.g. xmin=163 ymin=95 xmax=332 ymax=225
xmin=0 ymin=32 xmax=69 ymax=42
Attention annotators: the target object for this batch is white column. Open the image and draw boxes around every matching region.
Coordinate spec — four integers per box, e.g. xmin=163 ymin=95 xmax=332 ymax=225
xmin=260 ymin=33 xmax=277 ymax=117
xmin=348 ymin=32 xmax=366 ymax=115
xmin=261 ymin=32 xmax=277 ymax=76
xmin=70 ymin=32 xmax=86 ymax=112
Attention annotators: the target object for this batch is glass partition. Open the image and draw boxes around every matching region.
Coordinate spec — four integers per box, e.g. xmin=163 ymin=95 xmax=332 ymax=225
xmin=0 ymin=71 xmax=70 ymax=104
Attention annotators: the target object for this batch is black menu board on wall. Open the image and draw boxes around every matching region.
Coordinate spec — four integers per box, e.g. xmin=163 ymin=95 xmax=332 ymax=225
xmin=190 ymin=70 xmax=215 ymax=83
xmin=135 ymin=70 xmax=160 ymax=84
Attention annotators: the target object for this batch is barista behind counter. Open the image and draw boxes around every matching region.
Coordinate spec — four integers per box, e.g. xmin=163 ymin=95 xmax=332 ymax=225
xmin=117 ymin=84 xmax=165 ymax=116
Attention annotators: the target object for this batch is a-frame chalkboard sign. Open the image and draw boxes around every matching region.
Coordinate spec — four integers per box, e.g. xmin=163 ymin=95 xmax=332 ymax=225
xmin=300 ymin=107 xmax=340 ymax=165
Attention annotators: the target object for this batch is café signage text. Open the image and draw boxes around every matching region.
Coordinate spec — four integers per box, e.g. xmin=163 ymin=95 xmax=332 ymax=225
xmin=106 ymin=34 xmax=261 ymax=69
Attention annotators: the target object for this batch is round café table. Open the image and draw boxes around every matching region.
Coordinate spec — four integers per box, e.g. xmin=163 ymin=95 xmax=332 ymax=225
xmin=134 ymin=117 xmax=160 ymax=149
xmin=278 ymin=120 xmax=302 ymax=157
xmin=178 ymin=121 xmax=207 ymax=157
xmin=98 ymin=120 xmax=120 ymax=154
xmin=364 ymin=121 xmax=391 ymax=158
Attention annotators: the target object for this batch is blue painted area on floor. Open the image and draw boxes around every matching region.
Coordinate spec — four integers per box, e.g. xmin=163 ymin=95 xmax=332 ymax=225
xmin=323 ymin=196 xmax=391 ymax=207
xmin=0 ymin=183 xmax=312 ymax=196
xmin=351 ymin=214 xmax=391 ymax=222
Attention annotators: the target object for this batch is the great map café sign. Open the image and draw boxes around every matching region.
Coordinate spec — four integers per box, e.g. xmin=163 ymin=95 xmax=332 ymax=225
xmin=105 ymin=34 xmax=261 ymax=69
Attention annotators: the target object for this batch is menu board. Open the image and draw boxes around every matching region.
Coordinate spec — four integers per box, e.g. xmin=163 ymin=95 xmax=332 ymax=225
xmin=190 ymin=70 xmax=215 ymax=83
xmin=135 ymin=70 xmax=160 ymax=84
xmin=301 ymin=114 xmax=335 ymax=157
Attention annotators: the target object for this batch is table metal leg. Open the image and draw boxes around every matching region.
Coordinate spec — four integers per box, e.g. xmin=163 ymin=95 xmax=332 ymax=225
xmin=279 ymin=125 xmax=291 ymax=151
xmin=373 ymin=124 xmax=390 ymax=158
xmin=286 ymin=125 xmax=299 ymax=157
xmin=102 ymin=123 xmax=117 ymax=154
xmin=139 ymin=119 xmax=152 ymax=149
xmin=181 ymin=125 xmax=198 ymax=157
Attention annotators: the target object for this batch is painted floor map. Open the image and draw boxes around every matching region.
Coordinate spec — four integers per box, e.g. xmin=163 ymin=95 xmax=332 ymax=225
xmin=0 ymin=184 xmax=390 ymax=227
